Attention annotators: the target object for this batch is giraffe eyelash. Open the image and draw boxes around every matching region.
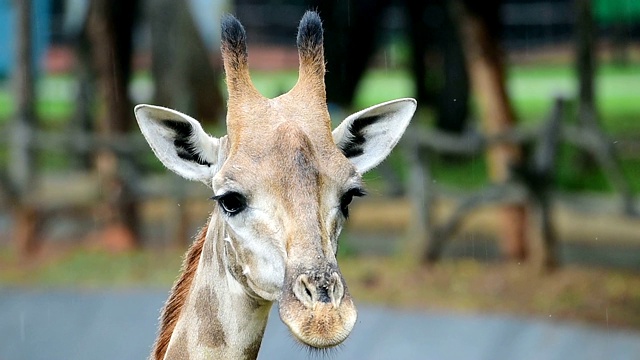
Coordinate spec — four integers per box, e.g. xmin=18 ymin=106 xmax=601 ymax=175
xmin=211 ymin=192 xmax=248 ymax=216
xmin=339 ymin=187 xmax=366 ymax=218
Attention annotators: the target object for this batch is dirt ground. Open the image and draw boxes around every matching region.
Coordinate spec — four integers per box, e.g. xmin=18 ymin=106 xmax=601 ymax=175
xmin=340 ymin=256 xmax=640 ymax=331
xmin=1 ymin=246 xmax=639 ymax=333
xmin=340 ymin=195 xmax=640 ymax=331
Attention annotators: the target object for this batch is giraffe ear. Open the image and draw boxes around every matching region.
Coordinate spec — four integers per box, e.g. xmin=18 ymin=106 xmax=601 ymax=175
xmin=135 ymin=104 xmax=224 ymax=184
xmin=332 ymin=98 xmax=416 ymax=174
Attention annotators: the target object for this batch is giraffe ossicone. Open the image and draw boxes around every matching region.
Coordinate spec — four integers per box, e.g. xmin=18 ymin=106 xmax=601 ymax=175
xmin=135 ymin=10 xmax=416 ymax=360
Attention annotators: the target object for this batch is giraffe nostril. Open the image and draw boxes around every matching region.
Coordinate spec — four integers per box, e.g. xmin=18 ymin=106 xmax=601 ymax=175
xmin=293 ymin=274 xmax=315 ymax=308
xmin=293 ymin=272 xmax=345 ymax=308
xmin=330 ymin=272 xmax=344 ymax=307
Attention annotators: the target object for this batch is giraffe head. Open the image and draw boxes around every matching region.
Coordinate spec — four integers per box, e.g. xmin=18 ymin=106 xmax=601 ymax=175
xmin=135 ymin=11 xmax=415 ymax=350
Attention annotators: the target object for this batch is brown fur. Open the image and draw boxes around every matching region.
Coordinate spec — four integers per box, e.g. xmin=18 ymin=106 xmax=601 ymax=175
xmin=152 ymin=224 xmax=209 ymax=360
xmin=195 ymin=285 xmax=227 ymax=348
xmin=297 ymin=40 xmax=325 ymax=91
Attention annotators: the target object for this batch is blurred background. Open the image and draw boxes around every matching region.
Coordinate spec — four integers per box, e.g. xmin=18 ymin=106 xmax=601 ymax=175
xmin=1 ymin=0 xmax=640 ymax=359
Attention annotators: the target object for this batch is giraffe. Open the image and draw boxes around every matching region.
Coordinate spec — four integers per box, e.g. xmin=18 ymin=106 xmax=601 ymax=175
xmin=135 ymin=11 xmax=416 ymax=360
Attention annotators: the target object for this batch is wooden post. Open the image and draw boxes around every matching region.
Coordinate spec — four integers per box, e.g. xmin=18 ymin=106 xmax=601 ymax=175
xmin=405 ymin=134 xmax=432 ymax=259
xmin=533 ymin=97 xmax=565 ymax=269
xmin=575 ymin=0 xmax=636 ymax=215
xmin=454 ymin=1 xmax=528 ymax=260
xmin=11 ymin=0 xmax=40 ymax=257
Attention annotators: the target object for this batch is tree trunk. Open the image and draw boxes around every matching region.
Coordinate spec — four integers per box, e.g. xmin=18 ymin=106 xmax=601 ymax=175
xmin=147 ymin=0 xmax=224 ymax=246
xmin=455 ymin=1 xmax=528 ymax=260
xmin=86 ymin=0 xmax=139 ymax=250
xmin=576 ymin=0 xmax=594 ymax=116
xmin=149 ymin=0 xmax=223 ymax=124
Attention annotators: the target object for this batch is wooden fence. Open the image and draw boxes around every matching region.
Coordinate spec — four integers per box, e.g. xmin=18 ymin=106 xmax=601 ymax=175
xmin=405 ymin=96 xmax=637 ymax=268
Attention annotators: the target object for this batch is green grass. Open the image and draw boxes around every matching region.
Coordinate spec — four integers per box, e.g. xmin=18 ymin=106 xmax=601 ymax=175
xmin=251 ymin=63 xmax=640 ymax=192
xmin=0 ymin=62 xmax=638 ymax=192
xmin=507 ymin=64 xmax=640 ymax=132
xmin=354 ymin=69 xmax=415 ymax=107
xmin=1 ymin=63 xmax=638 ymax=130
xmin=250 ymin=63 xmax=640 ymax=139
xmin=0 ymin=248 xmax=183 ymax=288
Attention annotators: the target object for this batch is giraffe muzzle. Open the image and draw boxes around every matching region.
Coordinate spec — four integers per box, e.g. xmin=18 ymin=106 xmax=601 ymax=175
xmin=279 ymin=267 xmax=357 ymax=349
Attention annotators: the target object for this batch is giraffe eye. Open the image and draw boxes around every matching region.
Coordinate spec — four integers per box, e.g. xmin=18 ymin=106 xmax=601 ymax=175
xmin=211 ymin=192 xmax=247 ymax=216
xmin=339 ymin=188 xmax=366 ymax=218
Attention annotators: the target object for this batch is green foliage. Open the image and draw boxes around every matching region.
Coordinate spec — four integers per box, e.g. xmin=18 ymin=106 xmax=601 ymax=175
xmin=595 ymin=0 xmax=640 ymax=23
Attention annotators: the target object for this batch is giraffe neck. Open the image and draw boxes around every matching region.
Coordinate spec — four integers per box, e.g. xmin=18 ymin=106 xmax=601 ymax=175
xmin=155 ymin=213 xmax=273 ymax=360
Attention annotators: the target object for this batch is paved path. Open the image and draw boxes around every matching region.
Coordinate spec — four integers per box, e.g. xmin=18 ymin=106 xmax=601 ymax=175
xmin=1 ymin=289 xmax=639 ymax=360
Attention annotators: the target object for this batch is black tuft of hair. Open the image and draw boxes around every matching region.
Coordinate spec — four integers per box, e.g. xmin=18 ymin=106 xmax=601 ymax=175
xmin=296 ymin=11 xmax=323 ymax=52
xmin=221 ymin=14 xmax=247 ymax=54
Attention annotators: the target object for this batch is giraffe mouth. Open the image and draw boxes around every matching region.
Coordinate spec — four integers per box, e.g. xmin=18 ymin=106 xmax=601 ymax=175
xmin=281 ymin=299 xmax=357 ymax=349
xmin=278 ymin=268 xmax=357 ymax=348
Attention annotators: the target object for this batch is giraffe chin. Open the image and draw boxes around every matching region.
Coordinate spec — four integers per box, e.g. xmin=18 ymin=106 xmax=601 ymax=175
xmin=279 ymin=298 xmax=357 ymax=349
